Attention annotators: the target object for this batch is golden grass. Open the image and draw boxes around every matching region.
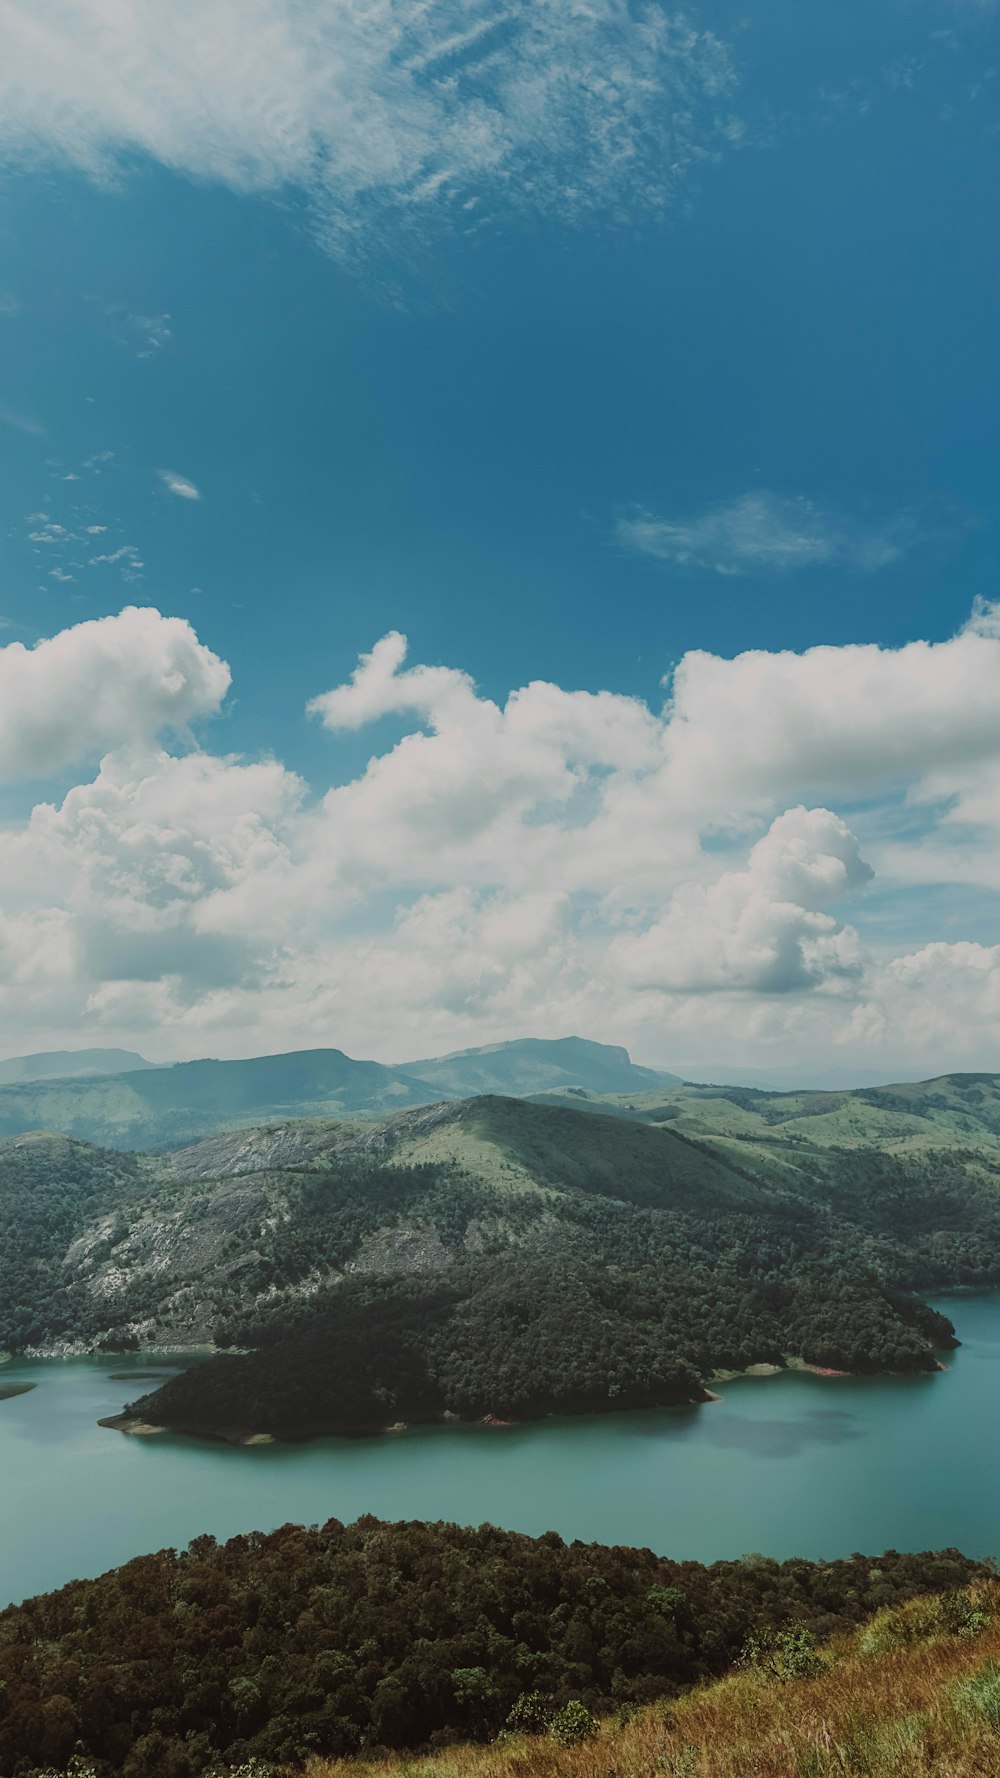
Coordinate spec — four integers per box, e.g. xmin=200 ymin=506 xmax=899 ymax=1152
xmin=305 ymin=1582 xmax=1000 ymax=1778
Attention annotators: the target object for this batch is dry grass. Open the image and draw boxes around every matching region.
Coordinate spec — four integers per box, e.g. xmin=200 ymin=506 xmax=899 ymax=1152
xmin=305 ymin=1582 xmax=1000 ymax=1778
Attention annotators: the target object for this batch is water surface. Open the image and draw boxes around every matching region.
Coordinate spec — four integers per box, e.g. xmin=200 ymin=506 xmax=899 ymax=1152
xmin=2 ymin=1295 xmax=998 ymax=1609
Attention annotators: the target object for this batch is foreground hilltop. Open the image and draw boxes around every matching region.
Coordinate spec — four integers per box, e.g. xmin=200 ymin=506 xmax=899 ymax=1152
xmin=6 ymin=1086 xmax=1000 ymax=1436
xmin=310 ymin=1569 xmax=1000 ymax=1778
xmin=0 ymin=1516 xmax=984 ymax=1776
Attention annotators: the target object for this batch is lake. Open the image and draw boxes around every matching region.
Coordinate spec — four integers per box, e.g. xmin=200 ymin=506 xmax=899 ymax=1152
xmin=2 ymin=1294 xmax=999 ymax=1611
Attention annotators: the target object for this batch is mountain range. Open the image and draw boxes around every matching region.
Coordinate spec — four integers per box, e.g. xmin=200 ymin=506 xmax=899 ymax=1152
xmin=0 ymin=1036 xmax=681 ymax=1147
xmin=5 ymin=1069 xmax=1000 ymax=1438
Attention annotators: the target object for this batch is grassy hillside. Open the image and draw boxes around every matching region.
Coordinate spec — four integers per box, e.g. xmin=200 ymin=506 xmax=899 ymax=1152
xmin=117 ymin=1092 xmax=985 ymax=1435
xmin=575 ymin=1073 xmax=1000 ymax=1160
xmin=0 ymin=1516 xmax=984 ymax=1777
xmin=307 ymin=1578 xmax=1000 ymax=1778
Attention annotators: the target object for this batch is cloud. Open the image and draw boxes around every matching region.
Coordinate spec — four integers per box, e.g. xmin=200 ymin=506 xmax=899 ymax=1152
xmin=3 ymin=604 xmax=1000 ymax=1073
xmin=618 ymin=491 xmax=919 ymax=576
xmin=0 ymin=401 xmax=44 ymax=437
xmin=158 ymin=468 xmax=201 ymax=501
xmin=660 ymin=602 xmax=1000 ymax=809
xmin=0 ymin=1 xmax=739 ymax=256
xmin=120 ymin=310 xmax=172 ymax=357
xmin=0 ymin=606 xmax=230 ymax=779
xmin=610 ymin=807 xmax=871 ymax=994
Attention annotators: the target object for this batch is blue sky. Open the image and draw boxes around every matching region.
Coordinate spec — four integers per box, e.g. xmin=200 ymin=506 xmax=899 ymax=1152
xmin=0 ymin=0 xmax=998 ymax=1081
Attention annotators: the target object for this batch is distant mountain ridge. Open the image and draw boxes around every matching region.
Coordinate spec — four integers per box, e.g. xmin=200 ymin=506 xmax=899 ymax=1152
xmin=0 ymin=1048 xmax=152 ymax=1087
xmin=0 ymin=1036 xmax=678 ymax=1148
xmin=1 ymin=1032 xmax=998 ymax=1158
xmin=400 ymin=1035 xmax=681 ymax=1097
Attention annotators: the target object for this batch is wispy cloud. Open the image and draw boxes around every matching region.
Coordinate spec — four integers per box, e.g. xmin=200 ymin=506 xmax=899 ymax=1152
xmin=158 ymin=469 xmax=201 ymax=502
xmin=0 ymin=2 xmax=740 ymax=258
xmin=0 ymin=401 xmax=44 ymax=438
xmin=87 ymin=544 xmax=144 ymax=583
xmin=617 ymin=492 xmax=923 ymax=577
xmin=104 ymin=307 xmax=173 ymax=358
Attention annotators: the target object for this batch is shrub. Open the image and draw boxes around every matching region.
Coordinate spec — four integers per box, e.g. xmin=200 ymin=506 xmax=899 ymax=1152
xmin=740 ymin=1623 xmax=823 ymax=1681
xmin=860 ymin=1586 xmax=992 ymax=1656
xmin=505 ymin=1693 xmax=555 ymax=1735
xmin=549 ymin=1701 xmax=599 ymax=1746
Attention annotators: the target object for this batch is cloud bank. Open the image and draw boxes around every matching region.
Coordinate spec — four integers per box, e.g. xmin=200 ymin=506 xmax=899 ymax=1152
xmin=1 ymin=604 xmax=999 ymax=1076
xmin=0 ymin=1 xmax=738 ymax=255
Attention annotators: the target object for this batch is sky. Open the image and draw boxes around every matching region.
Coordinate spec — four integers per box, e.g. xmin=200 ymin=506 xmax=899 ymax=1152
xmin=0 ymin=0 xmax=998 ymax=1083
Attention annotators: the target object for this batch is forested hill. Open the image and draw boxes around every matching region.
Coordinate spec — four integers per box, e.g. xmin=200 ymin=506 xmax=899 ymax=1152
xmin=8 ymin=1088 xmax=1000 ymax=1434
xmin=0 ymin=1516 xmax=984 ymax=1776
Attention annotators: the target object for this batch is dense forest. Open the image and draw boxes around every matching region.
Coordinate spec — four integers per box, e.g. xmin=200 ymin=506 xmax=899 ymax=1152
xmin=0 ymin=1516 xmax=986 ymax=1776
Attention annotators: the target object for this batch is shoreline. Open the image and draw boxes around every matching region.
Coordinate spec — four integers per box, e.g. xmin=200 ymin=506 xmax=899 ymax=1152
xmin=97 ymin=1386 xmax=715 ymax=1449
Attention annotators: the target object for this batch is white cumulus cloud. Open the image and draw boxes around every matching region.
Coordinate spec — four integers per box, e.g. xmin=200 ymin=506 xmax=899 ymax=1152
xmin=2 ymin=604 xmax=1000 ymax=1074
xmin=610 ymin=807 xmax=872 ymax=994
xmin=0 ymin=606 xmax=230 ymax=779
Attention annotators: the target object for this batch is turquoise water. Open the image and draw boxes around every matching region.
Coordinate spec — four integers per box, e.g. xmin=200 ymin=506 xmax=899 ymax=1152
xmin=2 ymin=1295 xmax=999 ymax=1610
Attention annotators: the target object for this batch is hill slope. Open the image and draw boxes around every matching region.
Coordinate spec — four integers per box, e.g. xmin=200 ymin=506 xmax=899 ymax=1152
xmin=0 ymin=1038 xmax=679 ymax=1149
xmin=310 ymin=1573 xmax=1000 ymax=1778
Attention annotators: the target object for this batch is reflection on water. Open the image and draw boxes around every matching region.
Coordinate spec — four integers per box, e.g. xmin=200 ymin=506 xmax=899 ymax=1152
xmin=0 ymin=1295 xmax=998 ymax=1609
xmin=698 ymin=1408 xmax=863 ymax=1458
